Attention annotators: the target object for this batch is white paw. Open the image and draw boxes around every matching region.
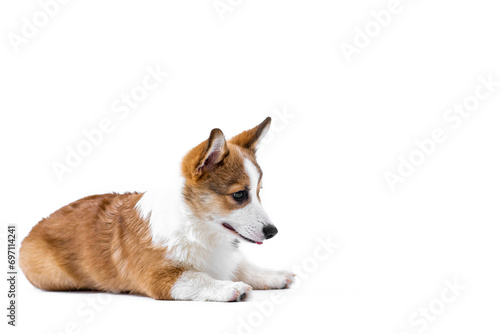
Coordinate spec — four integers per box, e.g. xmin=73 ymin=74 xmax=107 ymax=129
xmin=215 ymin=281 xmax=253 ymax=302
xmin=278 ymin=270 xmax=295 ymax=288
xmin=254 ymin=270 xmax=295 ymax=290
xmin=170 ymin=272 xmax=253 ymax=302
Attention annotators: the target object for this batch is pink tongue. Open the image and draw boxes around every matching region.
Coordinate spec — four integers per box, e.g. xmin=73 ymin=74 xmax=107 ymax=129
xmin=256 ymin=241 xmax=263 ymax=245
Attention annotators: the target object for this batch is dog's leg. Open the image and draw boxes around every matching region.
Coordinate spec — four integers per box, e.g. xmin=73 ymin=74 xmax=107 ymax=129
xmin=234 ymin=259 xmax=295 ymax=290
xmin=167 ymin=271 xmax=252 ymax=302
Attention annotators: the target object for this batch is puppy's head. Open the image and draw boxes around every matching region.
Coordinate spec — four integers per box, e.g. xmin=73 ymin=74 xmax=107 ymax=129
xmin=181 ymin=117 xmax=277 ymax=244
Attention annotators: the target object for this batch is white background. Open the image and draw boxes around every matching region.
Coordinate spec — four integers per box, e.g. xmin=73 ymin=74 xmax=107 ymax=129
xmin=1 ymin=0 xmax=500 ymax=333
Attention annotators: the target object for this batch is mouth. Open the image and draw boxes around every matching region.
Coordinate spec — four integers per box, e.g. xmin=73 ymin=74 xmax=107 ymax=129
xmin=222 ymin=223 xmax=263 ymax=245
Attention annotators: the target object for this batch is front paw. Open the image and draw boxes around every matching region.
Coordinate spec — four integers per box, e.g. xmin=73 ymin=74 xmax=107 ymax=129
xmin=255 ymin=270 xmax=295 ymax=290
xmin=219 ymin=281 xmax=253 ymax=302
xmin=276 ymin=270 xmax=295 ymax=289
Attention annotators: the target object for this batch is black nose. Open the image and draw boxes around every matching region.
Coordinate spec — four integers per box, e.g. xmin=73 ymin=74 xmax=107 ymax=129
xmin=263 ymin=225 xmax=278 ymax=239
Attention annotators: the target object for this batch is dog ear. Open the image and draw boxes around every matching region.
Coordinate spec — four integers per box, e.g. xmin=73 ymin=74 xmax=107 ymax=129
xmin=194 ymin=128 xmax=229 ymax=178
xmin=229 ymin=117 xmax=271 ymax=152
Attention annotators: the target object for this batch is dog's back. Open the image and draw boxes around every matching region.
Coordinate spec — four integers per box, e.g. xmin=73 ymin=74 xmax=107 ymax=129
xmin=20 ymin=192 xmax=182 ymax=297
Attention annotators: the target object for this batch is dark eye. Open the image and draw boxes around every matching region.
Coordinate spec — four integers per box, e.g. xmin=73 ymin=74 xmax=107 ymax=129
xmin=232 ymin=190 xmax=248 ymax=203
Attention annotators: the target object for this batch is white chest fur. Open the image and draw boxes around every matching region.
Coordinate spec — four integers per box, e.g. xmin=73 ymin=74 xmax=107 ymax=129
xmin=135 ymin=176 xmax=242 ymax=280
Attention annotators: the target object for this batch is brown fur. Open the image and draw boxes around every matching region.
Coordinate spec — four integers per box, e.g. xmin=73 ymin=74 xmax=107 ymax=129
xmin=20 ymin=193 xmax=184 ymax=299
xmin=182 ymin=129 xmax=264 ymax=217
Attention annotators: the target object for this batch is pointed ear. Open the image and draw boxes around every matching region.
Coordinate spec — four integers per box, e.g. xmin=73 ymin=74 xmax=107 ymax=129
xmin=194 ymin=128 xmax=229 ymax=178
xmin=229 ymin=117 xmax=271 ymax=152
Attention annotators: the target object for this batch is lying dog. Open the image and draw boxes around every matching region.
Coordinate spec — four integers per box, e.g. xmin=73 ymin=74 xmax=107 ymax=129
xmin=20 ymin=117 xmax=294 ymax=301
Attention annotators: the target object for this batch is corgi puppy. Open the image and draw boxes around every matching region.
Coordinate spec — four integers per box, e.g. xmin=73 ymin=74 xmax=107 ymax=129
xmin=20 ymin=117 xmax=294 ymax=301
